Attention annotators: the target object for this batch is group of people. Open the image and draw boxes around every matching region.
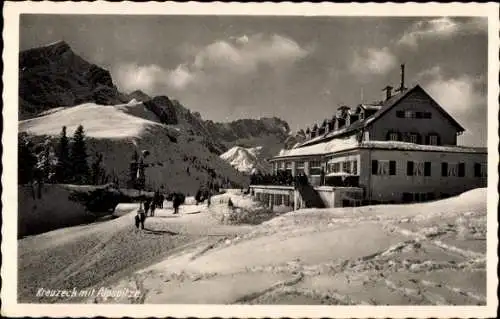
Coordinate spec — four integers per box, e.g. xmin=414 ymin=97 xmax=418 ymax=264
xmin=134 ymin=191 xmax=183 ymax=230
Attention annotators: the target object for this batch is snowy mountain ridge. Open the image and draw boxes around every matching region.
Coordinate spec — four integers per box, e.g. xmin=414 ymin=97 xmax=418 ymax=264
xmin=220 ymin=146 xmax=271 ymax=174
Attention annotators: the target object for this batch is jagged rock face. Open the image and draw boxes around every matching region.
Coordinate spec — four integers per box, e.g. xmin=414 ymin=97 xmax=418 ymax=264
xmin=143 ymin=96 xmax=179 ymax=125
xmin=19 ymin=41 xmax=127 ymax=119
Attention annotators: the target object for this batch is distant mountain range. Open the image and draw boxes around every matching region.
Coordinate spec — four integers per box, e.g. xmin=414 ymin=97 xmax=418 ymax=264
xmin=18 ymin=41 xmax=297 ymax=191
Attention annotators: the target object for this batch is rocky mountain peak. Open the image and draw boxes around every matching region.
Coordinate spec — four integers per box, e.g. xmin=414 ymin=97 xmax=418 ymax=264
xmin=19 ymin=41 xmax=127 ymax=119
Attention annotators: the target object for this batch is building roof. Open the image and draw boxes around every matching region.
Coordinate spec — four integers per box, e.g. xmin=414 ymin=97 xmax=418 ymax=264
xmin=295 ymin=85 xmax=466 ymax=148
xmin=271 ymin=139 xmax=486 ymax=161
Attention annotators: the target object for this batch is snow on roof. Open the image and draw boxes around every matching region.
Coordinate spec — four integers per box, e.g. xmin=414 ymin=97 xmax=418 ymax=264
xmin=274 ymin=135 xmax=359 ymax=159
xmin=360 ymin=141 xmax=487 ymax=153
xmin=273 ymin=139 xmax=486 ymax=160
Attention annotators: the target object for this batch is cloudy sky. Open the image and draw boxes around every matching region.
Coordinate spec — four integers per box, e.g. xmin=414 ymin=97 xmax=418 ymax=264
xmin=20 ymin=15 xmax=488 ymax=146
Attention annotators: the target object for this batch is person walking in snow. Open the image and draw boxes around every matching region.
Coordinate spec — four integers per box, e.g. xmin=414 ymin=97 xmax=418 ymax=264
xmin=207 ymin=193 xmax=212 ymax=208
xmin=135 ymin=202 xmax=147 ymax=230
xmin=172 ymin=193 xmax=180 ymax=215
xmin=150 ymin=199 xmax=156 ymax=217
xmin=144 ymin=198 xmax=151 ymax=216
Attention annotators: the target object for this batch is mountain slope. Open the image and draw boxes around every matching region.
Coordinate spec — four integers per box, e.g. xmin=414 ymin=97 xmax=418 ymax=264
xmin=19 ymin=101 xmax=249 ymax=193
xmin=220 ymin=146 xmax=271 ymax=174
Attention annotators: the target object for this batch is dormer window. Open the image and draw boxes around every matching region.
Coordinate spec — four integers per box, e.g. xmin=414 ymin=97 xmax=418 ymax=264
xmin=409 ymin=133 xmax=420 ymax=144
xmin=428 ymin=134 xmax=440 ymax=145
xmin=404 ymin=110 xmax=414 ymax=118
xmin=386 ymin=131 xmax=401 ymax=141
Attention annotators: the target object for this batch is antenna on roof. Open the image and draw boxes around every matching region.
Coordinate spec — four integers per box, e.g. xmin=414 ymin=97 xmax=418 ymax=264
xmin=360 ymin=87 xmax=364 ymax=103
xmin=397 ymin=63 xmax=407 ymax=93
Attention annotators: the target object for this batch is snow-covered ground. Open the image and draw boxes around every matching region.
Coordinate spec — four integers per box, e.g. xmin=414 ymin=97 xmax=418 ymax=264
xmin=18 ymin=188 xmax=487 ymax=305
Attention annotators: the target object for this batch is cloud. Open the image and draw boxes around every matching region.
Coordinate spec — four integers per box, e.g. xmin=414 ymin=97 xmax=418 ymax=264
xmin=419 ymin=66 xmax=486 ymax=114
xmin=350 ymin=47 xmax=397 ymax=77
xmin=112 ymin=63 xmax=170 ymax=94
xmin=398 ymin=17 xmax=487 ymax=48
xmin=180 ymin=33 xmax=312 ymax=85
xmin=113 ymin=33 xmax=312 ymax=94
xmin=418 ymin=66 xmax=487 ymax=146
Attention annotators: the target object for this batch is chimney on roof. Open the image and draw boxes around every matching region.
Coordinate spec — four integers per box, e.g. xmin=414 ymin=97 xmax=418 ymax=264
xmin=382 ymin=85 xmax=393 ymax=101
xmin=398 ymin=63 xmax=407 ymax=93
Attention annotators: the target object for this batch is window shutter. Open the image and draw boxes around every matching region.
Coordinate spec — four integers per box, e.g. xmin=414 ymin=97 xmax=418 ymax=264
xmin=416 ymin=133 xmax=422 ymax=144
xmin=372 ymin=160 xmax=378 ymax=175
xmin=441 ymin=162 xmax=448 ymax=177
xmin=458 ymin=163 xmax=465 ymax=177
xmin=424 ymin=162 xmax=431 ymax=176
xmin=407 ymin=161 xmax=414 ymax=176
xmin=389 ymin=161 xmax=396 ymax=175
xmin=474 ymin=163 xmax=481 ymax=177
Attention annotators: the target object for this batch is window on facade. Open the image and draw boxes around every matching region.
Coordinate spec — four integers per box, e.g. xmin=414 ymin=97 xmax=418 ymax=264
xmin=423 ymin=112 xmax=432 ymax=119
xmin=428 ymin=134 xmax=439 ymax=145
xmin=415 ymin=111 xmax=423 ymax=119
xmin=373 ymin=160 xmax=390 ymax=175
xmin=407 ymin=161 xmax=428 ymax=176
xmin=387 ymin=131 xmax=399 ymax=141
xmin=474 ymin=163 xmax=481 ymax=177
xmin=474 ymin=163 xmax=487 ymax=177
xmin=424 ymin=162 xmax=431 ymax=176
xmin=396 ymin=110 xmax=404 ymax=118
xmin=413 ymin=162 xmax=425 ymax=176
xmin=352 ymin=160 xmax=358 ymax=175
xmin=296 ymin=161 xmax=305 ymax=175
xmin=458 ymin=163 xmax=465 ymax=177
xmin=389 ymin=161 xmax=396 ymax=175
xmin=441 ymin=162 xmax=448 ymax=177
xmin=372 ymin=160 xmax=378 ymax=175
xmin=342 ymin=161 xmax=349 ymax=173
xmin=409 ymin=133 xmax=420 ymax=144
xmin=447 ymin=163 xmax=458 ymax=177
xmin=405 ymin=110 xmax=414 ymax=118
xmin=309 ymin=161 xmax=322 ymax=175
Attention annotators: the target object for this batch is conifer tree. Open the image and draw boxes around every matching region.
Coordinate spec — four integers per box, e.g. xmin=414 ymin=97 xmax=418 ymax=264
xmin=91 ymin=152 xmax=105 ymax=185
xmin=70 ymin=125 xmax=90 ymax=184
xmin=55 ymin=126 xmax=71 ymax=183
xmin=18 ymin=133 xmax=37 ymax=184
